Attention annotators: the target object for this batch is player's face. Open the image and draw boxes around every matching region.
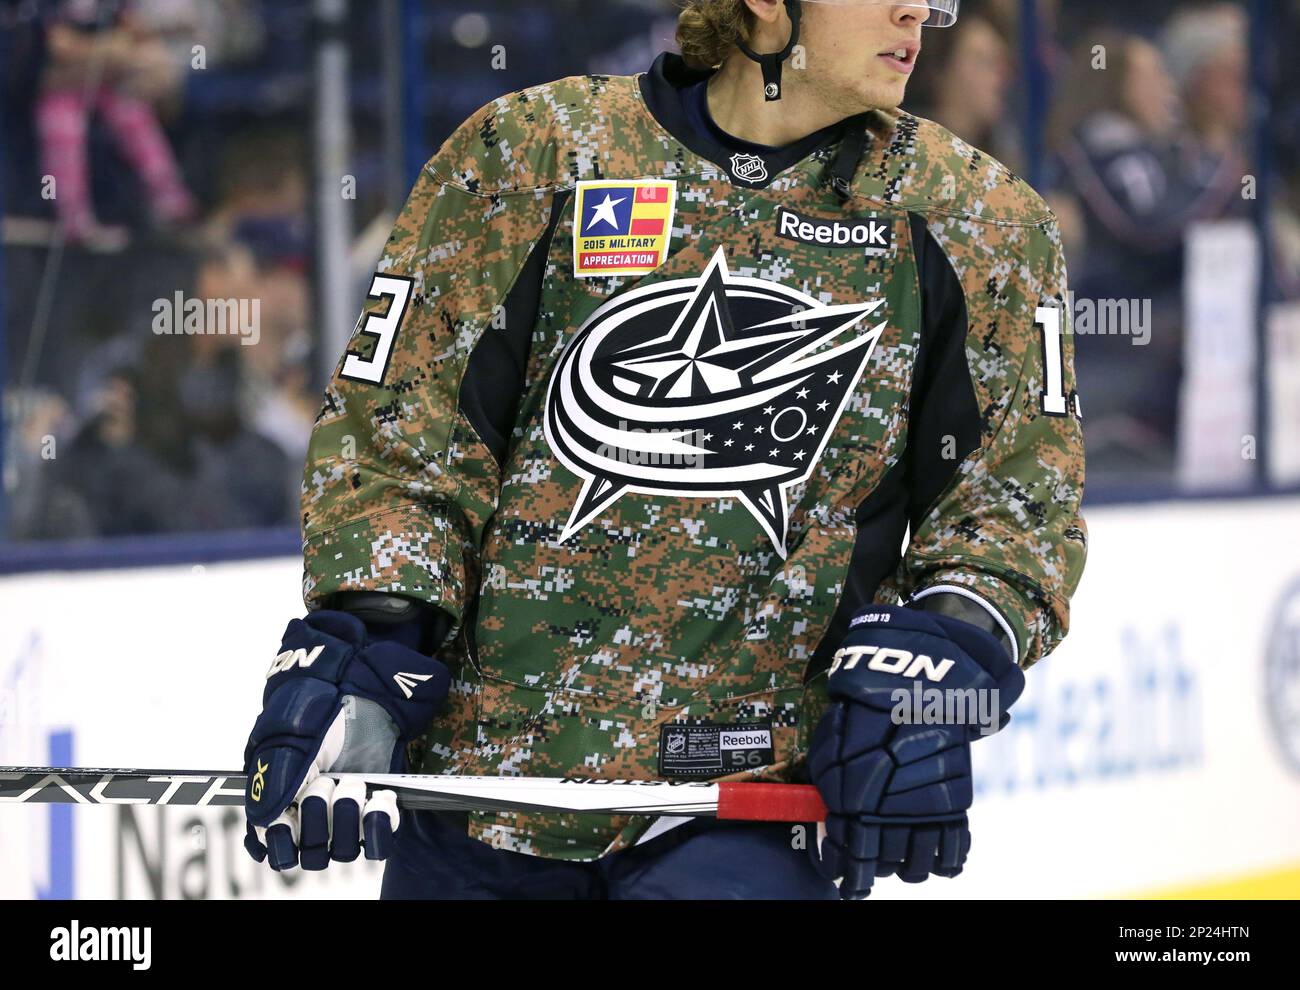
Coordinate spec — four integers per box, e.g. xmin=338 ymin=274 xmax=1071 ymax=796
xmin=795 ymin=2 xmax=930 ymax=113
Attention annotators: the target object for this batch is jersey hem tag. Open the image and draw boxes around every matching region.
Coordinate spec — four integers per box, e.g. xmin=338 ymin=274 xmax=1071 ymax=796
xmin=658 ymin=720 xmax=775 ymax=778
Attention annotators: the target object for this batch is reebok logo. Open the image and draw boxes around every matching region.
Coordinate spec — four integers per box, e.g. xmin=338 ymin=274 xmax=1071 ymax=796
xmin=777 ymin=207 xmax=893 ymax=252
xmin=720 ymin=729 xmax=772 ymax=750
xmin=829 ymin=645 xmax=955 ymax=683
xmin=393 ymin=671 xmax=433 ymax=699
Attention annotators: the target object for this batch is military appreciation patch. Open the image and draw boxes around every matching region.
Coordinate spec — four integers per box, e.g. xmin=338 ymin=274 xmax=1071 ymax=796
xmin=573 ymin=179 xmax=676 ymax=277
xmin=658 ymin=721 xmax=775 ymax=778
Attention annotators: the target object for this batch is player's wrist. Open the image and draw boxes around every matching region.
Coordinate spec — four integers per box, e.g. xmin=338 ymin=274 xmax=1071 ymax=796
xmin=909 ymin=589 xmax=1017 ymax=665
xmin=285 ymin=611 xmax=449 ymax=739
xmin=327 ymin=591 xmax=454 ymax=655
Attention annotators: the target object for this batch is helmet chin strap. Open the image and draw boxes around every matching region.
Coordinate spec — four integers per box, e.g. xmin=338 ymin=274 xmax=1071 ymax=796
xmin=736 ymin=0 xmax=802 ymax=102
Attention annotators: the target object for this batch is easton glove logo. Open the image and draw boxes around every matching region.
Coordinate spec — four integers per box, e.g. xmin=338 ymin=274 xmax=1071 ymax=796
xmin=543 ymin=247 xmax=886 ymax=556
xmin=250 ymin=758 xmax=269 ymax=802
xmin=830 ymin=645 xmax=955 ymax=683
xmin=393 ymin=670 xmax=433 ymax=700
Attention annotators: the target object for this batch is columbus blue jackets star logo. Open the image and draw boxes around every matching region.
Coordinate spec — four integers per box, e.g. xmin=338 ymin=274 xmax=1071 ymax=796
xmin=543 ymin=247 xmax=886 ymax=556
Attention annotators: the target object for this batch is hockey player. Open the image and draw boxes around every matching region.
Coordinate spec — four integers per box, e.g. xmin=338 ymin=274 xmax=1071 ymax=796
xmin=242 ymin=0 xmax=1086 ymax=899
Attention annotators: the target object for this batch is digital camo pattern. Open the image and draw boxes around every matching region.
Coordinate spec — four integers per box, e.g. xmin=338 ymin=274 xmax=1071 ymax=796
xmin=857 ymin=112 xmax=1088 ymax=666
xmin=301 ymin=74 xmax=1087 ymax=860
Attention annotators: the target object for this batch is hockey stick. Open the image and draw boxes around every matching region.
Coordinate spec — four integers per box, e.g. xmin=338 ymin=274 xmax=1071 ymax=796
xmin=0 ymin=767 xmax=827 ymax=822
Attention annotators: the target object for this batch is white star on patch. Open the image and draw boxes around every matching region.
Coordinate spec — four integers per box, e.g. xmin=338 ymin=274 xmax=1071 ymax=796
xmin=588 ymin=193 xmax=625 ymax=230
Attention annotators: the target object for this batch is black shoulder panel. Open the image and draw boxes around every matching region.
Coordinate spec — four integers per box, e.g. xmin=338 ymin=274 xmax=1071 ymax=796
xmin=459 ymin=189 xmax=571 ymax=467
xmin=805 ymin=213 xmax=980 ymax=678
xmin=905 ymin=211 xmax=981 ymax=530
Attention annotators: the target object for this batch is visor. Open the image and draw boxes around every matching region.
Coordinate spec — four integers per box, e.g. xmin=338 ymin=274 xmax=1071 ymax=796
xmin=799 ymin=0 xmax=959 ymax=28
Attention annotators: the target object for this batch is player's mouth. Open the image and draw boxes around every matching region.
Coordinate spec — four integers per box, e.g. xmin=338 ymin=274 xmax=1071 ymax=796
xmin=876 ymin=41 xmax=920 ymax=75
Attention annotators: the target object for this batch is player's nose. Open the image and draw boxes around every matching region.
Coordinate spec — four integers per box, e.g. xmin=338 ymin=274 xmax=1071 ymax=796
xmin=892 ymin=3 xmax=931 ymax=29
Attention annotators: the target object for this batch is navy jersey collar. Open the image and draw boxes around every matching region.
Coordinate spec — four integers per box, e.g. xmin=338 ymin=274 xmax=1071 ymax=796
xmin=639 ymin=52 xmax=849 ymax=190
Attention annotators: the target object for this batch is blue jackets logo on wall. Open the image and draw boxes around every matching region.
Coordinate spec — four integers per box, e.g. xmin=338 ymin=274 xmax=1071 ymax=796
xmin=1265 ymin=579 xmax=1300 ymax=775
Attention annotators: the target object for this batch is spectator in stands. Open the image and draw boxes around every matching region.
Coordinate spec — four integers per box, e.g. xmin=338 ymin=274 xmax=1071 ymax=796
xmin=1158 ymin=5 xmax=1251 ymax=248
xmin=239 ymin=259 xmax=316 ymax=474
xmin=1045 ymin=32 xmax=1187 ymax=477
xmin=60 ymin=369 xmax=194 ymax=536
xmin=129 ymin=0 xmax=268 ymax=78
xmin=1046 ymin=17 xmax=1247 ymax=480
xmin=203 ymin=130 xmax=309 ymax=274
xmin=1160 ymin=3 xmax=1249 ymax=162
xmin=1047 ymin=33 xmax=1186 ymax=298
xmin=180 ymin=347 xmax=292 ymax=531
xmin=86 ymin=236 xmax=293 ymax=533
xmin=1274 ymin=145 xmax=1300 ymax=301
xmin=1271 ymin=9 xmax=1300 ymax=300
xmin=5 ymin=387 xmax=96 ymax=541
xmin=35 ymin=0 xmax=195 ymax=247
xmin=904 ymin=4 xmax=1018 ymax=169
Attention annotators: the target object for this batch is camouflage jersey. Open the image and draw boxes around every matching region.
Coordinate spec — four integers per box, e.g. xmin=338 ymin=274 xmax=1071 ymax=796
xmin=300 ymin=53 xmax=1088 ymax=861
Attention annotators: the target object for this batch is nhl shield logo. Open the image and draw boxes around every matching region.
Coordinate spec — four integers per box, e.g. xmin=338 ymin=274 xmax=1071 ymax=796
xmin=729 ymin=153 xmax=769 ymax=184
xmin=543 ymin=247 xmax=886 ymax=556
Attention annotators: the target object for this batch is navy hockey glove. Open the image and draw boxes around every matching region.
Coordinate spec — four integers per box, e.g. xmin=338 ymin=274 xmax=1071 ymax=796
xmin=807 ymin=603 xmax=1025 ymax=899
xmin=242 ymin=610 xmax=450 ymax=871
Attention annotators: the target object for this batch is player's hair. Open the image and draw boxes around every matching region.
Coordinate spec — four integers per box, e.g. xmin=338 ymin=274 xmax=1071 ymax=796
xmin=676 ymin=0 xmax=754 ymax=69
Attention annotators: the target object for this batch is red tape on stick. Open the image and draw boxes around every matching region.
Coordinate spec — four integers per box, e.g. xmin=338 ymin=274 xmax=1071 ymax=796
xmin=716 ymin=782 xmax=827 ymax=822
